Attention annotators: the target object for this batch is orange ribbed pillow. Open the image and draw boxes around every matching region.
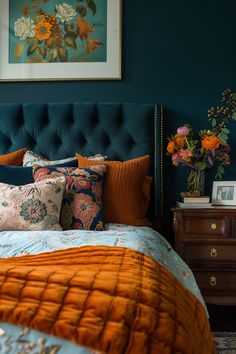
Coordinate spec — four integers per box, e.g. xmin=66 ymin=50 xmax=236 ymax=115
xmin=77 ymin=153 xmax=150 ymax=226
xmin=0 ymin=148 xmax=28 ymax=165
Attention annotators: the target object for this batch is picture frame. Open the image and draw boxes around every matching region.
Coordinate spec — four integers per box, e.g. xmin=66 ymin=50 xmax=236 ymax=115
xmin=0 ymin=0 xmax=121 ymax=81
xmin=212 ymin=181 xmax=236 ymax=206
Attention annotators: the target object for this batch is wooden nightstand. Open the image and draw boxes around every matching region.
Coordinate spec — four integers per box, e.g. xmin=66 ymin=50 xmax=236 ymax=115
xmin=172 ymin=207 xmax=236 ymax=305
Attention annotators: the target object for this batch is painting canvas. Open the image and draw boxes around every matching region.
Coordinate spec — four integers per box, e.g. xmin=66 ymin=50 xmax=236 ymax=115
xmin=0 ymin=0 xmax=121 ymax=80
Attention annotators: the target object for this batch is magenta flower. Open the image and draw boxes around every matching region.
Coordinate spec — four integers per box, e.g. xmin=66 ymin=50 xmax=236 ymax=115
xmin=177 ymin=126 xmax=190 ymax=136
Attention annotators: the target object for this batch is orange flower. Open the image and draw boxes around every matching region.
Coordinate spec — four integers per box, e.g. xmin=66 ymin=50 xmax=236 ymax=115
xmin=167 ymin=140 xmax=175 ymax=154
xmin=174 ymin=134 xmax=185 ymax=148
xmin=22 ymin=6 xmax=30 ymax=16
xmin=35 ymin=21 xmax=52 ymax=41
xmin=201 ymin=135 xmax=221 ymax=150
xmin=77 ymin=17 xmax=94 ymax=41
xmin=86 ymin=39 xmax=103 ymax=53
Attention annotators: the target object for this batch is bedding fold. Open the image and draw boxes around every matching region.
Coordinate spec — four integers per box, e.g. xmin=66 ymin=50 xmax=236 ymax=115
xmin=0 ymin=245 xmax=215 ymax=354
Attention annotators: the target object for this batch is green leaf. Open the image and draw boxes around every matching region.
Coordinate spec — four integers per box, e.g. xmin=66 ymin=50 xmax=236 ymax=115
xmin=216 ymin=165 xmax=224 ymax=179
xmin=218 ymin=132 xmax=228 ymax=143
xmin=76 ymin=5 xmax=87 ymax=16
xmin=38 ymin=46 xmax=47 ymax=58
xmin=27 ymin=43 xmax=38 ymax=56
xmin=49 ymin=49 xmax=58 ymax=62
xmin=222 ymin=128 xmax=230 ymax=133
xmin=58 ymin=47 xmax=68 ymax=62
xmin=66 ymin=24 xmax=76 ymax=33
xmin=195 ymin=162 xmax=206 ymax=170
xmin=232 ymin=92 xmax=236 ymax=100
xmin=218 ymin=165 xmax=224 ymax=173
xmin=64 ymin=33 xmax=77 ymax=49
xmin=211 ymin=118 xmax=217 ymax=127
xmin=87 ymin=0 xmax=97 ymax=15
xmin=232 ymin=112 xmax=236 ymax=120
xmin=27 ymin=55 xmax=43 ymax=63
xmin=224 ymin=118 xmax=229 ymax=125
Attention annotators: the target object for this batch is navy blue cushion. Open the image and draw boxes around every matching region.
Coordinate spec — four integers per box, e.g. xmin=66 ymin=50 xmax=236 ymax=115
xmin=0 ymin=159 xmax=78 ymax=185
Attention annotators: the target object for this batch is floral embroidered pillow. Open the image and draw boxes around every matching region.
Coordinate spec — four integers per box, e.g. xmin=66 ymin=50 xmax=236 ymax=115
xmin=33 ymin=165 xmax=107 ymax=231
xmin=23 ymin=150 xmax=76 ymax=167
xmin=0 ymin=177 xmax=66 ymax=231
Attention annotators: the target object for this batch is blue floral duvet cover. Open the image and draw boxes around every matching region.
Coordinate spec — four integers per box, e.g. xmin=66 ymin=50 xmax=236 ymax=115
xmin=0 ymin=224 xmax=206 ymax=354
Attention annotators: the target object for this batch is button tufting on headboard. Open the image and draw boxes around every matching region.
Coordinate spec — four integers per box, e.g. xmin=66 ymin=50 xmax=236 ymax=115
xmin=0 ymin=102 xmax=164 ymax=224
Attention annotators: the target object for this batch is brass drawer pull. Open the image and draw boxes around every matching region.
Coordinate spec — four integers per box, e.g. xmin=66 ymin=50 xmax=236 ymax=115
xmin=210 ymin=248 xmax=218 ymax=257
xmin=211 ymin=223 xmax=217 ymax=230
xmin=209 ymin=276 xmax=217 ymax=287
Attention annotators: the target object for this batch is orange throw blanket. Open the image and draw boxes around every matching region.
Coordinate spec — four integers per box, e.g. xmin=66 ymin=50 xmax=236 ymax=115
xmin=0 ymin=246 xmax=216 ymax=354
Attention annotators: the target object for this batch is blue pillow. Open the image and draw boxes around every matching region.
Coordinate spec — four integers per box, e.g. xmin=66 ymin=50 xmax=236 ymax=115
xmin=0 ymin=159 xmax=78 ymax=185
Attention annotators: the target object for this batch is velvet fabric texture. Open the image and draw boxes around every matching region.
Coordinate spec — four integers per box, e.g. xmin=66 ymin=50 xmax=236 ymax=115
xmin=0 ymin=159 xmax=78 ymax=186
xmin=0 ymin=246 xmax=216 ymax=354
xmin=0 ymin=148 xmax=27 ymax=165
xmin=77 ymin=153 xmax=150 ymax=226
xmin=0 ymin=177 xmax=66 ymax=231
xmin=33 ymin=165 xmax=107 ymax=230
xmin=0 ymin=102 xmax=160 ymax=221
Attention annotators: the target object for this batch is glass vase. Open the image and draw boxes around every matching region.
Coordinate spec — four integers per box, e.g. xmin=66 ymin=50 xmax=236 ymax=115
xmin=186 ymin=169 xmax=205 ymax=196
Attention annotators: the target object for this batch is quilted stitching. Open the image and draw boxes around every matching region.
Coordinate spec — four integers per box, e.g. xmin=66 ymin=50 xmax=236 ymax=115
xmin=0 ymin=246 xmax=216 ymax=354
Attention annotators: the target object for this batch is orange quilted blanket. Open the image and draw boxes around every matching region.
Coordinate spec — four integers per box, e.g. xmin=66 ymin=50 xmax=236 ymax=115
xmin=0 ymin=246 xmax=216 ymax=354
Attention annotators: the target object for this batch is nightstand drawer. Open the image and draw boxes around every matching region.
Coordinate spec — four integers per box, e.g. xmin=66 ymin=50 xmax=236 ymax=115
xmin=173 ymin=207 xmax=236 ymax=305
xmin=194 ymin=270 xmax=236 ymax=291
xmin=183 ymin=243 xmax=236 ymax=263
xmin=183 ymin=216 xmax=227 ymax=237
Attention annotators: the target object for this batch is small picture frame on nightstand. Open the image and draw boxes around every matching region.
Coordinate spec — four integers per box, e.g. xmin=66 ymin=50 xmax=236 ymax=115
xmin=212 ymin=181 xmax=236 ymax=205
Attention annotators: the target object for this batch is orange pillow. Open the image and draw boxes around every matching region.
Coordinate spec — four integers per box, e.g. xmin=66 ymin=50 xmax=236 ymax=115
xmin=0 ymin=148 xmax=28 ymax=165
xmin=77 ymin=153 xmax=150 ymax=226
xmin=141 ymin=175 xmax=152 ymax=222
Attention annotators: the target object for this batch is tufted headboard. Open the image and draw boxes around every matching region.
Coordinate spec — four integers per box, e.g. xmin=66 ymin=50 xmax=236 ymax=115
xmin=0 ymin=102 xmax=164 ymax=227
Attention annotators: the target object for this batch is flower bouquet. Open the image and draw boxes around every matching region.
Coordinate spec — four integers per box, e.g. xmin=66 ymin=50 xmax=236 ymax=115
xmin=12 ymin=1 xmax=103 ymax=64
xmin=167 ymin=89 xmax=236 ymax=196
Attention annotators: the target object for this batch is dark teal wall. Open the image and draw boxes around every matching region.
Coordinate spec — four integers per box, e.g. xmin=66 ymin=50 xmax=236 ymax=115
xmin=0 ymin=0 xmax=236 ymax=238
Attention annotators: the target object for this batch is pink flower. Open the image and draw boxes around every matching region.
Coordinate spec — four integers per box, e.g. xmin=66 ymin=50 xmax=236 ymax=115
xmin=172 ymin=153 xmax=180 ymax=166
xmin=72 ymin=194 xmax=99 ymax=229
xmin=177 ymin=126 xmax=190 ymax=136
xmin=72 ymin=177 xmax=91 ymax=190
xmin=178 ymin=148 xmax=192 ymax=161
xmin=172 ymin=149 xmax=192 ymax=166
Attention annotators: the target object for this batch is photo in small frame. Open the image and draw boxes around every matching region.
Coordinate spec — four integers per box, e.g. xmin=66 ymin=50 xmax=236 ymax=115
xmin=212 ymin=181 xmax=236 ymax=206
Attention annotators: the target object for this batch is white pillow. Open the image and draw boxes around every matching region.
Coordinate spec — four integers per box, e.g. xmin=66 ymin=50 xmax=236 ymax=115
xmin=23 ymin=150 xmax=76 ymax=167
xmin=0 ymin=177 xmax=66 ymax=231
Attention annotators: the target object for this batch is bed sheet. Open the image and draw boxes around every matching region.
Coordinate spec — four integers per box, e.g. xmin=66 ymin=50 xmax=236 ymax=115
xmin=0 ymin=323 xmax=99 ymax=354
xmin=0 ymin=224 xmax=206 ymax=353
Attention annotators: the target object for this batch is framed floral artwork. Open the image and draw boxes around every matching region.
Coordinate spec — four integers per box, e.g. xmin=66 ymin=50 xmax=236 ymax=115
xmin=0 ymin=0 xmax=121 ymax=81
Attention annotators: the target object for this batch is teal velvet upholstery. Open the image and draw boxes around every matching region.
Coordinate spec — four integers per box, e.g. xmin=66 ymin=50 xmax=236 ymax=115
xmin=0 ymin=102 xmax=156 ymax=159
xmin=0 ymin=102 xmax=163 ymax=222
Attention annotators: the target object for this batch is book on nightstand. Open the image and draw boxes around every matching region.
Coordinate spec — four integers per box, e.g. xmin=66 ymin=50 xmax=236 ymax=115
xmin=181 ymin=196 xmax=210 ymax=203
xmin=177 ymin=201 xmax=212 ymax=208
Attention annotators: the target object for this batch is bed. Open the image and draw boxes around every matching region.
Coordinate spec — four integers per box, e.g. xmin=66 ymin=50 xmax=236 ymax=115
xmin=0 ymin=102 xmax=216 ymax=354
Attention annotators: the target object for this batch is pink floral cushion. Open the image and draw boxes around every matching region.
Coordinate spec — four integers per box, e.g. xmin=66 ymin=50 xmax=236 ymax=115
xmin=0 ymin=177 xmax=66 ymax=231
xmin=33 ymin=165 xmax=107 ymax=231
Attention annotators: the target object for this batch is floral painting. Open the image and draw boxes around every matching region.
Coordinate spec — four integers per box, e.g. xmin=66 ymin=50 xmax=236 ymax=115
xmin=9 ymin=0 xmax=107 ymax=64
